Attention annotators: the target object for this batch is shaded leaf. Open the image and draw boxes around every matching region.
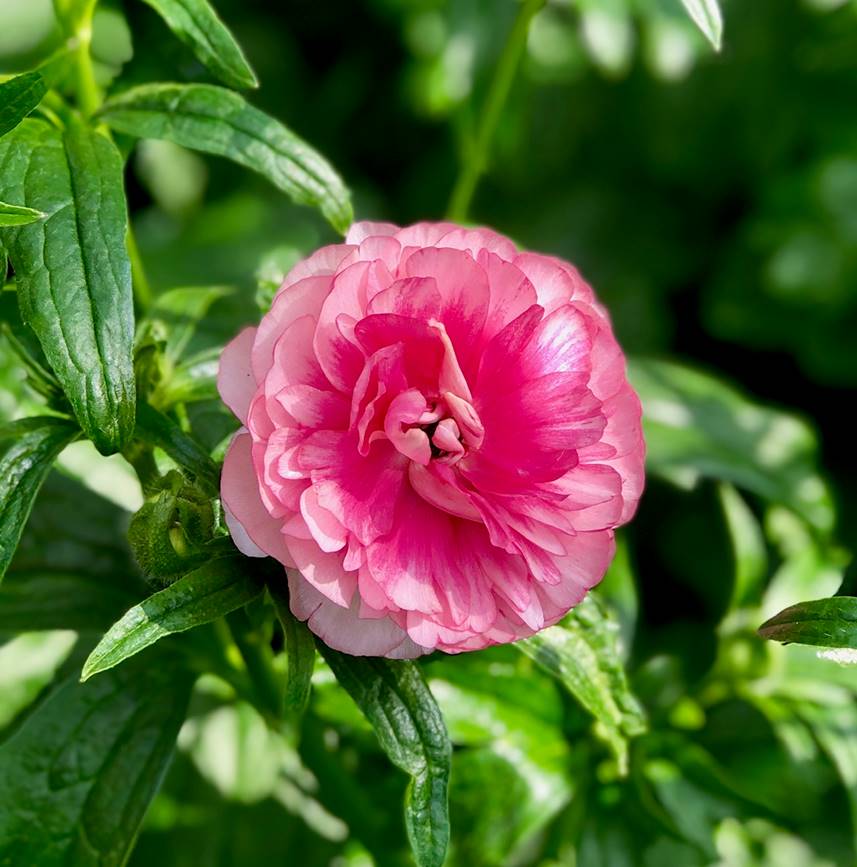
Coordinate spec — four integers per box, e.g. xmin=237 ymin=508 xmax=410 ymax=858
xmin=518 ymin=594 xmax=646 ymax=773
xmin=81 ymin=556 xmax=262 ymax=680
xmin=0 ymin=644 xmax=193 ymax=866
xmin=141 ymin=0 xmax=258 ymax=89
xmin=151 ymin=285 xmax=232 ymax=363
xmin=759 ymin=596 xmax=857 ymax=649
xmin=0 ymin=72 xmax=46 ymax=140
xmin=97 ymin=83 xmax=353 ymax=234
xmin=134 ymin=400 xmax=219 ymax=493
xmin=629 ymin=358 xmax=833 ymax=533
xmin=0 ymin=417 xmax=79 ymax=582
xmin=318 ymin=647 xmax=451 ymax=867
xmin=0 ymin=119 xmax=136 ymax=454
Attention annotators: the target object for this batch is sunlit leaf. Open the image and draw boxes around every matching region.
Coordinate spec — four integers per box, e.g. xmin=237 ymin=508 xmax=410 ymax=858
xmin=97 ymin=83 xmax=353 ymax=234
xmin=81 ymin=556 xmax=262 ymax=680
xmin=759 ymin=596 xmax=857 ymax=650
xmin=679 ymin=0 xmax=723 ymax=51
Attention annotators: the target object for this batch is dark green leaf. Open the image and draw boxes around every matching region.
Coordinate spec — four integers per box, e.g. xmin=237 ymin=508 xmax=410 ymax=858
xmin=0 ymin=417 xmax=79 ymax=582
xmin=0 ymin=201 xmax=45 ymax=227
xmin=0 ymin=72 xmax=47 ymax=140
xmin=140 ymin=0 xmax=258 ymax=90
xmin=629 ymin=358 xmax=833 ymax=533
xmin=318 ymin=648 xmax=451 ymax=867
xmin=134 ymin=400 xmax=219 ymax=493
xmin=758 ymin=596 xmax=857 ymax=649
xmin=81 ymin=555 xmax=263 ymax=680
xmin=519 ymin=594 xmax=646 ymax=773
xmin=0 ymin=570 xmax=142 ymax=632
xmin=0 ymin=645 xmax=193 ymax=866
xmin=268 ymin=582 xmax=315 ymax=715
xmin=97 ymin=83 xmax=353 ymax=234
xmin=0 ymin=119 xmax=136 ymax=454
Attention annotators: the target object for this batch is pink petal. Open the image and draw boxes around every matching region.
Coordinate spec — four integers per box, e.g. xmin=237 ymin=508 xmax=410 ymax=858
xmin=346 ymin=221 xmax=400 ymax=244
xmin=220 ymin=431 xmax=296 ymax=567
xmin=288 ymin=572 xmax=429 ymax=657
xmin=286 ymin=535 xmax=355 ymax=606
xmin=218 ymin=327 xmax=257 ymax=424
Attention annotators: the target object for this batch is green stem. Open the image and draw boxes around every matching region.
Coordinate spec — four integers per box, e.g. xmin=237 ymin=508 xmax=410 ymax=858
xmin=127 ymin=225 xmax=154 ymax=311
xmin=72 ymin=11 xmax=101 ymax=117
xmin=227 ymin=610 xmax=283 ymax=721
xmin=446 ymin=0 xmax=545 ymax=222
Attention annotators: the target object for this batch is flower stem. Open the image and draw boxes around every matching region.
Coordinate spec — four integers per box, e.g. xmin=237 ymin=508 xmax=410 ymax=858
xmin=71 ymin=1 xmax=101 ymax=118
xmin=446 ymin=0 xmax=545 ymax=222
xmin=127 ymin=224 xmax=154 ymax=311
xmin=227 ymin=610 xmax=283 ymax=721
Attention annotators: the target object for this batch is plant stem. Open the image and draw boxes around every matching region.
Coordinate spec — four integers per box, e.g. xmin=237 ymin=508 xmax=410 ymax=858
xmin=227 ymin=610 xmax=283 ymax=721
xmin=71 ymin=0 xmax=101 ymax=118
xmin=127 ymin=225 xmax=154 ymax=311
xmin=446 ymin=0 xmax=546 ymax=222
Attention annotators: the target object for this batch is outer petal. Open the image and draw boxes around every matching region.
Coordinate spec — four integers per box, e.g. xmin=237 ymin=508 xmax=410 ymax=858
xmin=346 ymin=221 xmax=400 ymax=244
xmin=217 ymin=327 xmax=257 ymax=424
xmin=288 ymin=572 xmax=429 ymax=658
xmin=221 ymin=431 xmax=296 ymax=567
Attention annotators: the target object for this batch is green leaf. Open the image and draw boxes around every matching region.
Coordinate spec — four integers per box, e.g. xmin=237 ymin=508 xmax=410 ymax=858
xmin=97 ymin=83 xmax=353 ymax=234
xmin=151 ymin=285 xmax=232 ymax=362
xmin=0 ymin=645 xmax=193 ymax=866
xmin=81 ymin=555 xmax=263 ymax=680
xmin=718 ymin=483 xmax=768 ymax=610
xmin=0 ymin=571 xmax=143 ymax=632
xmin=0 ymin=417 xmax=79 ymax=582
xmin=134 ymin=400 xmax=219 ymax=493
xmin=758 ymin=596 xmax=857 ymax=649
xmin=140 ymin=0 xmax=258 ymax=90
xmin=0 ymin=72 xmax=47 ymax=140
xmin=268 ymin=583 xmax=315 ymax=715
xmin=518 ymin=594 xmax=646 ymax=773
xmin=0 ymin=119 xmax=136 ymax=454
xmin=629 ymin=357 xmax=833 ymax=533
xmin=680 ymin=0 xmax=723 ymax=50
xmin=0 ymin=201 xmax=45 ymax=227
xmin=318 ymin=648 xmax=451 ymax=867
xmin=153 ymin=347 xmax=220 ymax=408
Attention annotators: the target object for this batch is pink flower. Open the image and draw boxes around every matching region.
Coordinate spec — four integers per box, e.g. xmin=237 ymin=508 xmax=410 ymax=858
xmin=218 ymin=221 xmax=644 ymax=657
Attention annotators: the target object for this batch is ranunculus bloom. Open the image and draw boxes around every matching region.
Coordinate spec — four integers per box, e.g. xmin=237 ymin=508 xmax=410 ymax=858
xmin=218 ymin=221 xmax=644 ymax=657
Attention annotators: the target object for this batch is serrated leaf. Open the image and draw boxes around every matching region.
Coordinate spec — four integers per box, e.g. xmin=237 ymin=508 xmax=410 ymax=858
xmin=0 ymin=118 xmax=136 ymax=454
xmin=134 ymin=400 xmax=219 ymax=493
xmin=680 ymin=0 xmax=723 ymax=50
xmin=0 ymin=644 xmax=193 ymax=866
xmin=0 ymin=72 xmax=47 ymax=140
xmin=141 ymin=0 xmax=258 ymax=89
xmin=82 ymin=555 xmax=263 ymax=680
xmin=269 ymin=582 xmax=315 ymax=715
xmin=0 ymin=417 xmax=79 ymax=582
xmin=0 ymin=201 xmax=45 ymax=227
xmin=629 ymin=357 xmax=833 ymax=533
xmin=519 ymin=594 xmax=646 ymax=774
xmin=97 ymin=83 xmax=353 ymax=234
xmin=318 ymin=648 xmax=451 ymax=867
xmin=758 ymin=596 xmax=857 ymax=649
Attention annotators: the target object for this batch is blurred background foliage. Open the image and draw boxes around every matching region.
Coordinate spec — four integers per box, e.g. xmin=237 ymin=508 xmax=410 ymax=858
xmin=2 ymin=0 xmax=857 ymax=864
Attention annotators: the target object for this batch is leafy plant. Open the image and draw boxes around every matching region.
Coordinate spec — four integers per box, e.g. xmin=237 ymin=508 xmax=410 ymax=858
xmin=2 ymin=1 xmax=855 ymax=866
